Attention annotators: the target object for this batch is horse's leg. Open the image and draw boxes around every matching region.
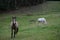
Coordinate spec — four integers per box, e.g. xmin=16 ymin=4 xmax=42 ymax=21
xmin=16 ymin=28 xmax=18 ymax=34
xmin=11 ymin=29 xmax=13 ymax=38
xmin=14 ymin=29 xmax=16 ymax=38
xmin=14 ymin=28 xmax=18 ymax=38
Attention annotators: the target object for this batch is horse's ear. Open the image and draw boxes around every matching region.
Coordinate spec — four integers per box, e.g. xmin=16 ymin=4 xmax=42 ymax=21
xmin=12 ymin=16 xmax=16 ymax=19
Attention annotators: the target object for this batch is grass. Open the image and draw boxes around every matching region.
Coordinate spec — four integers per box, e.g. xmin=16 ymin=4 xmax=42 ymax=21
xmin=0 ymin=1 xmax=60 ymax=40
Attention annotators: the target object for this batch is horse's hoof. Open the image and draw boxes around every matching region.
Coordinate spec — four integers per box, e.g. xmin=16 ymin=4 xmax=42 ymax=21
xmin=11 ymin=37 xmax=13 ymax=39
xmin=14 ymin=36 xmax=15 ymax=38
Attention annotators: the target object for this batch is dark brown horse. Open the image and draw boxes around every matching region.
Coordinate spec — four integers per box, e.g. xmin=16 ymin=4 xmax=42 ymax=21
xmin=10 ymin=16 xmax=18 ymax=38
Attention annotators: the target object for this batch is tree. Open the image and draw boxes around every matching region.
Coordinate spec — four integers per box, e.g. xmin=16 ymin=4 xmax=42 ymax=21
xmin=0 ymin=0 xmax=47 ymax=10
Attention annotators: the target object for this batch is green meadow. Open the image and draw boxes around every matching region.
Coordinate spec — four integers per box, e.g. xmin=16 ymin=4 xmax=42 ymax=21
xmin=0 ymin=1 xmax=60 ymax=40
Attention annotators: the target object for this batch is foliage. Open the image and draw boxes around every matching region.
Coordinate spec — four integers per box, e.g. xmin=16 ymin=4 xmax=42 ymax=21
xmin=0 ymin=0 xmax=46 ymax=10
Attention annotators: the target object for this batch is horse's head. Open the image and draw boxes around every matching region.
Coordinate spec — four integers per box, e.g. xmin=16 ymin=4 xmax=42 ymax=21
xmin=12 ymin=16 xmax=16 ymax=23
xmin=12 ymin=16 xmax=16 ymax=19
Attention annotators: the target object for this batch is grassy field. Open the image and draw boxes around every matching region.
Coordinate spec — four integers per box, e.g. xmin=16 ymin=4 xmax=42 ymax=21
xmin=0 ymin=1 xmax=60 ymax=40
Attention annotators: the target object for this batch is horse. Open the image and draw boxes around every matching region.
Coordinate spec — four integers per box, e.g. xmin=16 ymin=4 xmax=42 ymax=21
xmin=10 ymin=16 xmax=18 ymax=38
xmin=37 ymin=18 xmax=47 ymax=24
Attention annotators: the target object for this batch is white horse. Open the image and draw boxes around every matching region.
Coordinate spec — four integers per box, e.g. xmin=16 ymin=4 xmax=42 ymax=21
xmin=37 ymin=18 xmax=47 ymax=24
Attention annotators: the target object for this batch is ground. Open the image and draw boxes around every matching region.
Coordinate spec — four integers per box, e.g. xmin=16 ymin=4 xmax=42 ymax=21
xmin=0 ymin=1 xmax=60 ymax=40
